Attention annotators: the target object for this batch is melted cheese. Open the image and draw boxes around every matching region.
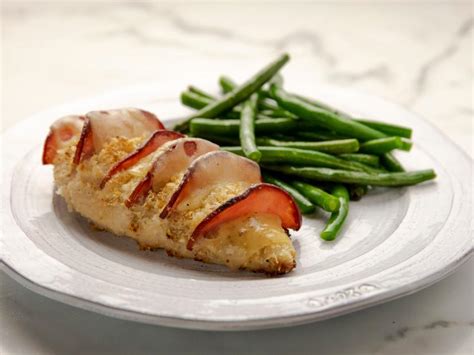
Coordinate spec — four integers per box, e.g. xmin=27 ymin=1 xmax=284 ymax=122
xmin=197 ymin=214 xmax=295 ymax=271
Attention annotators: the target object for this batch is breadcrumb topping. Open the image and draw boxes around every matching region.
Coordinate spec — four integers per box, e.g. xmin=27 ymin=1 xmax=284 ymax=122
xmin=52 ymin=135 xmax=296 ymax=274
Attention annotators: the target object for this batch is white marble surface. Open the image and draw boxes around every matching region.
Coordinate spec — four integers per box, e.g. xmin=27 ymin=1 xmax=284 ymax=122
xmin=1 ymin=1 xmax=473 ymax=354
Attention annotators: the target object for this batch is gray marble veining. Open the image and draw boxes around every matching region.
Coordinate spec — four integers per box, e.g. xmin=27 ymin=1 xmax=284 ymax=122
xmin=3 ymin=2 xmax=472 ymax=156
xmin=1 ymin=1 xmax=472 ymax=354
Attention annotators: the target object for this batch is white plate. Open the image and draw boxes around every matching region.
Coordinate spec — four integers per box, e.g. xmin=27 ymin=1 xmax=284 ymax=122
xmin=1 ymin=81 xmax=472 ymax=330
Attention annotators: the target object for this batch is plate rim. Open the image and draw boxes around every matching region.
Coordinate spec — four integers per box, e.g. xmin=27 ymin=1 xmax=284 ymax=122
xmin=1 ymin=246 xmax=472 ymax=331
xmin=1 ymin=82 xmax=472 ymax=330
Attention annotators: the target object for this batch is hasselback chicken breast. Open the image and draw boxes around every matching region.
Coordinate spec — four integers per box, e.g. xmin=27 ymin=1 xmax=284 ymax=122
xmin=43 ymin=108 xmax=301 ymax=275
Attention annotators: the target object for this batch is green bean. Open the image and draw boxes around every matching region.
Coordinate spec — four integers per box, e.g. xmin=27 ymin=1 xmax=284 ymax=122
xmin=188 ymin=86 xmax=215 ymax=100
xmin=189 ymin=133 xmax=240 ymax=146
xmin=255 ymin=137 xmax=359 ymax=154
xmin=259 ymin=106 xmax=296 ymax=119
xmin=219 ymin=75 xmax=236 ymax=94
xmin=270 ymin=85 xmax=386 ymax=141
xmin=380 ymin=152 xmax=405 ymax=172
xmin=180 ymin=91 xmax=239 ymax=118
xmin=259 ymin=109 xmax=284 ymax=118
xmin=293 ymin=96 xmax=412 ymax=140
xmin=339 ymin=153 xmax=380 ymax=167
xmin=181 ymin=90 xmax=210 ymax=110
xmin=220 ymin=74 xmax=282 ymax=94
xmin=267 ymin=133 xmax=301 ymax=141
xmin=277 ymin=89 xmax=408 ymax=171
xmin=348 ymin=184 xmax=369 ymax=201
xmin=292 ymin=181 xmax=340 ymax=213
xmin=218 ymin=75 xmax=296 ymax=118
xmin=355 ymin=119 xmax=412 ymax=139
xmin=320 ymin=184 xmax=350 ymax=241
xmin=181 ymin=91 xmax=276 ymax=121
xmin=401 ymin=138 xmax=413 ymax=151
xmin=262 ymin=173 xmax=315 ymax=214
xmin=189 ymin=118 xmax=299 ymax=136
xmin=294 ymin=97 xmax=413 ymax=139
xmin=198 ymin=89 xmax=281 ymax=121
xmin=359 ymin=137 xmax=405 ymax=154
xmin=239 ymin=94 xmax=261 ymax=162
xmin=268 ymin=73 xmax=284 ymax=88
xmin=293 ymin=94 xmax=352 ymax=119
xmin=297 ymin=131 xmax=346 ymax=141
xmin=293 ymin=94 xmax=409 ymax=143
xmin=188 ymin=86 xmax=245 ymax=111
xmin=264 ymin=165 xmax=436 ymax=186
xmin=197 ymin=134 xmax=361 ymax=161
xmin=259 ymin=109 xmax=296 ymax=119
xmin=174 ymin=54 xmax=290 ymax=132
xmin=258 ymin=98 xmax=278 ymax=111
xmin=223 ymin=146 xmax=377 ymax=173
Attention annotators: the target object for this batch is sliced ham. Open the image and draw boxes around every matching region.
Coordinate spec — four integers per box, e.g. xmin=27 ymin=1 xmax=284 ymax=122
xmin=187 ymin=183 xmax=302 ymax=250
xmin=100 ymin=130 xmax=184 ymax=188
xmin=42 ymin=115 xmax=85 ymax=164
xmin=160 ymin=151 xmax=261 ymax=218
xmin=126 ymin=138 xmax=219 ymax=206
xmin=74 ymin=108 xmax=164 ymax=164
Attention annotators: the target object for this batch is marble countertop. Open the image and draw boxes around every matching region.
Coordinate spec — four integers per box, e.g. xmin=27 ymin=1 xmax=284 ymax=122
xmin=1 ymin=1 xmax=472 ymax=354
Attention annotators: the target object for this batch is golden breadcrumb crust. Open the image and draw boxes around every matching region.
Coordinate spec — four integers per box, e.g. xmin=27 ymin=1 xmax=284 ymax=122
xmin=52 ymin=137 xmax=296 ymax=275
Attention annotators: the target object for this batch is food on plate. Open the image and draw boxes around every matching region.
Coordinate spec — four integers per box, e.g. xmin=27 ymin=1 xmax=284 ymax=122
xmin=177 ymin=53 xmax=436 ymax=241
xmin=43 ymin=108 xmax=301 ymax=275
xmin=42 ymin=115 xmax=85 ymax=164
xmin=319 ymin=184 xmax=350 ymax=241
xmin=261 ymin=173 xmax=316 ymax=215
xmin=100 ymin=129 xmax=185 ymax=188
xmin=124 ymin=137 xmax=220 ymax=207
xmin=43 ymin=53 xmax=437 ymax=275
xmin=174 ymin=53 xmax=290 ymax=132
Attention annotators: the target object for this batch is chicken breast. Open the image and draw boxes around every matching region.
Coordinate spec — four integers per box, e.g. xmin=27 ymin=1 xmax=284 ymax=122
xmin=44 ymin=108 xmax=301 ymax=275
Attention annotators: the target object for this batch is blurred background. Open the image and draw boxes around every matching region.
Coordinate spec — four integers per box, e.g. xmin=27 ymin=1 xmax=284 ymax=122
xmin=1 ymin=1 xmax=472 ymax=354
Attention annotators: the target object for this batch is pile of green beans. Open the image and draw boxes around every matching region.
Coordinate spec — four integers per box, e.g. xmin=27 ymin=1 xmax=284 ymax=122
xmin=176 ymin=53 xmax=436 ymax=241
xmin=222 ymin=146 xmax=380 ymax=173
xmin=174 ymin=53 xmax=290 ymax=132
